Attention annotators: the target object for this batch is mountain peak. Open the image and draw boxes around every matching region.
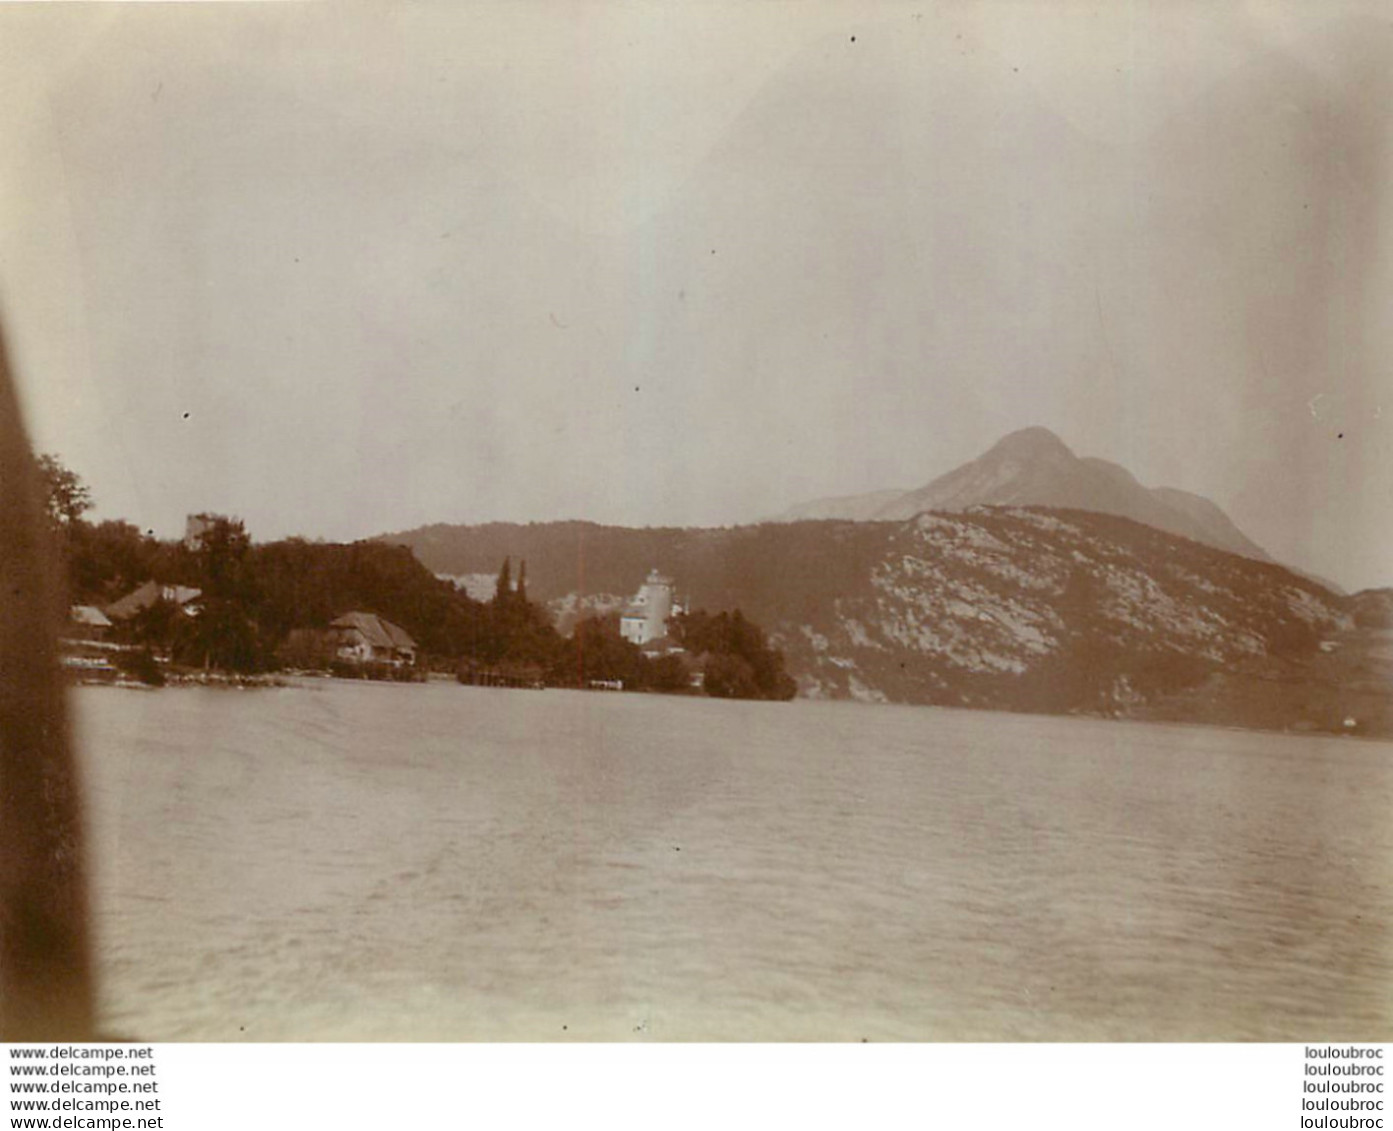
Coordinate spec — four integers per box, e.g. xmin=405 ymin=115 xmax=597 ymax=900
xmin=846 ymin=426 xmax=1274 ymax=565
xmin=987 ymin=426 xmax=1075 ymax=461
xmin=774 ymin=425 xmax=1274 ymax=568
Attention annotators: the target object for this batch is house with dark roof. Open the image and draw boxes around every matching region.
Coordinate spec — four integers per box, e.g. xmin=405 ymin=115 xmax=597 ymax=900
xmin=329 ymin=612 xmax=418 ymax=667
xmin=104 ymin=581 xmax=203 ymax=622
xmin=68 ymin=605 xmax=113 ymax=640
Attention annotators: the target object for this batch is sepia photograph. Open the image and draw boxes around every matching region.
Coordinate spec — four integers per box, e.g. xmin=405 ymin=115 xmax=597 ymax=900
xmin=1 ymin=0 xmax=1390 ymax=1056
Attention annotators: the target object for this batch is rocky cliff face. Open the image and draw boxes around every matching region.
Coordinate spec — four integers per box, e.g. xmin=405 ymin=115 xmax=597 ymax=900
xmin=1350 ymin=588 xmax=1393 ymax=629
xmin=775 ymin=507 xmax=1349 ymax=720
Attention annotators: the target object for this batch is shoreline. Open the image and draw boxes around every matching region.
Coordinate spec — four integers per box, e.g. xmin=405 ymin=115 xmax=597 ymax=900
xmin=64 ymin=672 xmax=1393 ymax=745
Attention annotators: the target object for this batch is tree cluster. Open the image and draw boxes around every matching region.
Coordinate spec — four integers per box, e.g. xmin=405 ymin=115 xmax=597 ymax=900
xmin=549 ymin=607 xmax=796 ymax=701
xmin=476 ymin=557 xmax=560 ymax=668
xmin=671 ymin=609 xmax=798 ymax=700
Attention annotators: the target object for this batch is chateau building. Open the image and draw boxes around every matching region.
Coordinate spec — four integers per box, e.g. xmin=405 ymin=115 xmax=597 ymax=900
xmin=619 ymin=569 xmax=684 ymax=646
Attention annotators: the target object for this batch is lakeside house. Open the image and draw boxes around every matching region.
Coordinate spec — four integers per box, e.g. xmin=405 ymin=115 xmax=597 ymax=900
xmin=68 ymin=605 xmax=113 ymax=640
xmin=329 ymin=612 xmax=417 ymax=667
xmin=60 ymin=606 xmax=126 ymax=683
xmin=619 ymin=569 xmax=685 ymax=647
xmin=105 ymin=581 xmax=203 ymax=622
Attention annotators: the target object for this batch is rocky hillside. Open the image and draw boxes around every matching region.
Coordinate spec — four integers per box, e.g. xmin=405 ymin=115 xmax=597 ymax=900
xmin=380 ymin=507 xmax=1384 ymax=734
xmin=1350 ymin=588 xmax=1393 ymax=629
xmin=778 ymin=507 xmax=1344 ymax=710
xmin=776 ymin=426 xmax=1274 ymax=564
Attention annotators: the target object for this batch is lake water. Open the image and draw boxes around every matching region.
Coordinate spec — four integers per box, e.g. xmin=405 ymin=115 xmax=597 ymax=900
xmin=71 ymin=680 xmax=1393 ymax=1041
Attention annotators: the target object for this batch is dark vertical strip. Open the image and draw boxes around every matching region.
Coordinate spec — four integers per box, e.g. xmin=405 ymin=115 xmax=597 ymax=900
xmin=0 ymin=319 xmax=94 ymax=1040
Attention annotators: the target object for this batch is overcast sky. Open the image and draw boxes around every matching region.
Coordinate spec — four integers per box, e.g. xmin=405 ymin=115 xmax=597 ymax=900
xmin=2 ymin=2 xmax=1389 ymax=590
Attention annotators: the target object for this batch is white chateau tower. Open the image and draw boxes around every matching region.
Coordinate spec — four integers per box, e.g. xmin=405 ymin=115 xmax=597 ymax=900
xmin=619 ymin=569 xmax=683 ymax=646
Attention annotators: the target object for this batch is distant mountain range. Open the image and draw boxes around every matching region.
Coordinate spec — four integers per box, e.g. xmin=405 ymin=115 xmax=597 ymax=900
xmin=379 ymin=504 xmax=1390 ymax=736
xmin=774 ymin=426 xmax=1274 ymax=564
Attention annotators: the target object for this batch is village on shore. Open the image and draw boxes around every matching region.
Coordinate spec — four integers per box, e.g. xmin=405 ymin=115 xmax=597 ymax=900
xmin=47 ymin=454 xmax=795 ymax=703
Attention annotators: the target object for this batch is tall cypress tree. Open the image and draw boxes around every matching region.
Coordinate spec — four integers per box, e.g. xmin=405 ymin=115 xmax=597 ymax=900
xmin=494 ymin=557 xmax=512 ymax=604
